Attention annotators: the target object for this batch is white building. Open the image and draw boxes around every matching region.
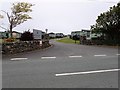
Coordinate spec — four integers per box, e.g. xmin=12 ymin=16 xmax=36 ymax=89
xmin=56 ymin=33 xmax=64 ymax=38
xmin=71 ymin=29 xmax=102 ymax=40
xmin=33 ymin=29 xmax=45 ymax=40
xmin=49 ymin=32 xmax=56 ymax=38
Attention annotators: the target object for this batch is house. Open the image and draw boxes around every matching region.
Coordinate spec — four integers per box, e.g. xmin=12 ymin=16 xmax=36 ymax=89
xmin=49 ymin=32 xmax=56 ymax=38
xmin=0 ymin=31 xmax=21 ymax=39
xmin=81 ymin=29 xmax=103 ymax=39
xmin=71 ymin=29 xmax=91 ymax=40
xmin=56 ymin=33 xmax=64 ymax=38
xmin=81 ymin=29 xmax=91 ymax=39
xmin=71 ymin=30 xmax=85 ymax=40
xmin=12 ymin=31 xmax=21 ymax=39
xmin=0 ymin=31 xmax=8 ymax=39
xmin=49 ymin=32 xmax=56 ymax=39
xmin=71 ymin=31 xmax=81 ymax=39
xmin=90 ymin=33 xmax=102 ymax=39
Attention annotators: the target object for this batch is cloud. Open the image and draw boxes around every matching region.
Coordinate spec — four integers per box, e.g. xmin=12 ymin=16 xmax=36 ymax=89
xmin=88 ymin=0 xmax=119 ymax=3
xmin=1 ymin=0 xmax=119 ymax=3
xmin=98 ymin=0 xmax=119 ymax=3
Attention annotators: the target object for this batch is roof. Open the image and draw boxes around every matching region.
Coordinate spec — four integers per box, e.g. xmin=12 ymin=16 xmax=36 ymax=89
xmin=81 ymin=29 xmax=90 ymax=32
xmin=49 ymin=32 xmax=55 ymax=34
xmin=12 ymin=31 xmax=22 ymax=34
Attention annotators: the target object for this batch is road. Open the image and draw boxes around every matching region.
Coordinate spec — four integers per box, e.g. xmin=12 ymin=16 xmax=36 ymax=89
xmin=2 ymin=40 xmax=119 ymax=88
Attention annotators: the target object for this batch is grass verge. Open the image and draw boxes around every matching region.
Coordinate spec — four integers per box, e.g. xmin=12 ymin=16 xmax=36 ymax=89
xmin=56 ymin=37 xmax=80 ymax=44
xmin=0 ymin=39 xmax=3 ymax=44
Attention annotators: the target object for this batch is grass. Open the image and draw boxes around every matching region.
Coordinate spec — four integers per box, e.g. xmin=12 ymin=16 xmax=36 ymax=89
xmin=0 ymin=39 xmax=3 ymax=44
xmin=56 ymin=37 xmax=80 ymax=44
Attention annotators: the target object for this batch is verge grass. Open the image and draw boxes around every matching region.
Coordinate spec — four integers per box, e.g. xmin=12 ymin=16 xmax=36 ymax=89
xmin=56 ymin=37 xmax=80 ymax=44
xmin=0 ymin=39 xmax=3 ymax=44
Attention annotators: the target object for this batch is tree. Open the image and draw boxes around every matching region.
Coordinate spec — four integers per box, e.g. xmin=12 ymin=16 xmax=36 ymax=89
xmin=20 ymin=30 xmax=33 ymax=41
xmin=91 ymin=2 xmax=120 ymax=43
xmin=0 ymin=14 xmax=8 ymax=31
xmin=2 ymin=2 xmax=34 ymax=38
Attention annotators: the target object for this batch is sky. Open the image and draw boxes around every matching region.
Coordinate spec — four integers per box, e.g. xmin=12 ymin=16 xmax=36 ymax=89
xmin=0 ymin=0 xmax=119 ymax=34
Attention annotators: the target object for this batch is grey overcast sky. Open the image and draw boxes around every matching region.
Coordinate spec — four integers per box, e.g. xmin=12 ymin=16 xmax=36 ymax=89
xmin=0 ymin=0 xmax=119 ymax=34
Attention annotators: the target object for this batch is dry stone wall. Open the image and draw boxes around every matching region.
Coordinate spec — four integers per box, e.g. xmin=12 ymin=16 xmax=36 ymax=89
xmin=2 ymin=41 xmax=50 ymax=54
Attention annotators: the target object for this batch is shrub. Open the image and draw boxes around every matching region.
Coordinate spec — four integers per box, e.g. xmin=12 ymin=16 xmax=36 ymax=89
xmin=20 ymin=31 xmax=33 ymax=41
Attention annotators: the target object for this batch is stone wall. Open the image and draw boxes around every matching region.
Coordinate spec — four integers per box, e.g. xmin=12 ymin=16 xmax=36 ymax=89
xmin=2 ymin=40 xmax=50 ymax=54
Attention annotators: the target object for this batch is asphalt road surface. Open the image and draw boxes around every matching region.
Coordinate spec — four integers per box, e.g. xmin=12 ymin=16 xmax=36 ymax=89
xmin=2 ymin=40 xmax=119 ymax=88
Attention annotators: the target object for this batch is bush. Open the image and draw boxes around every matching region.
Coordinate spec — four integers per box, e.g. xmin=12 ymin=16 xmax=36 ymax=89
xmin=20 ymin=31 xmax=33 ymax=41
xmin=102 ymin=40 xmax=119 ymax=46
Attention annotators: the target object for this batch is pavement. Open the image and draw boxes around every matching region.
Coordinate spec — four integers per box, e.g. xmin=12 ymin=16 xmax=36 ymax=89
xmin=2 ymin=40 xmax=119 ymax=88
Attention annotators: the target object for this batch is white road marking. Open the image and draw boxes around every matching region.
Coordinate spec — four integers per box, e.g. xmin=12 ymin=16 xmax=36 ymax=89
xmin=69 ymin=56 xmax=82 ymax=58
xmin=55 ymin=69 xmax=120 ymax=77
xmin=10 ymin=58 xmax=28 ymax=61
xmin=116 ymin=54 xmax=120 ymax=56
xmin=41 ymin=57 xmax=56 ymax=59
xmin=94 ymin=54 xmax=106 ymax=57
